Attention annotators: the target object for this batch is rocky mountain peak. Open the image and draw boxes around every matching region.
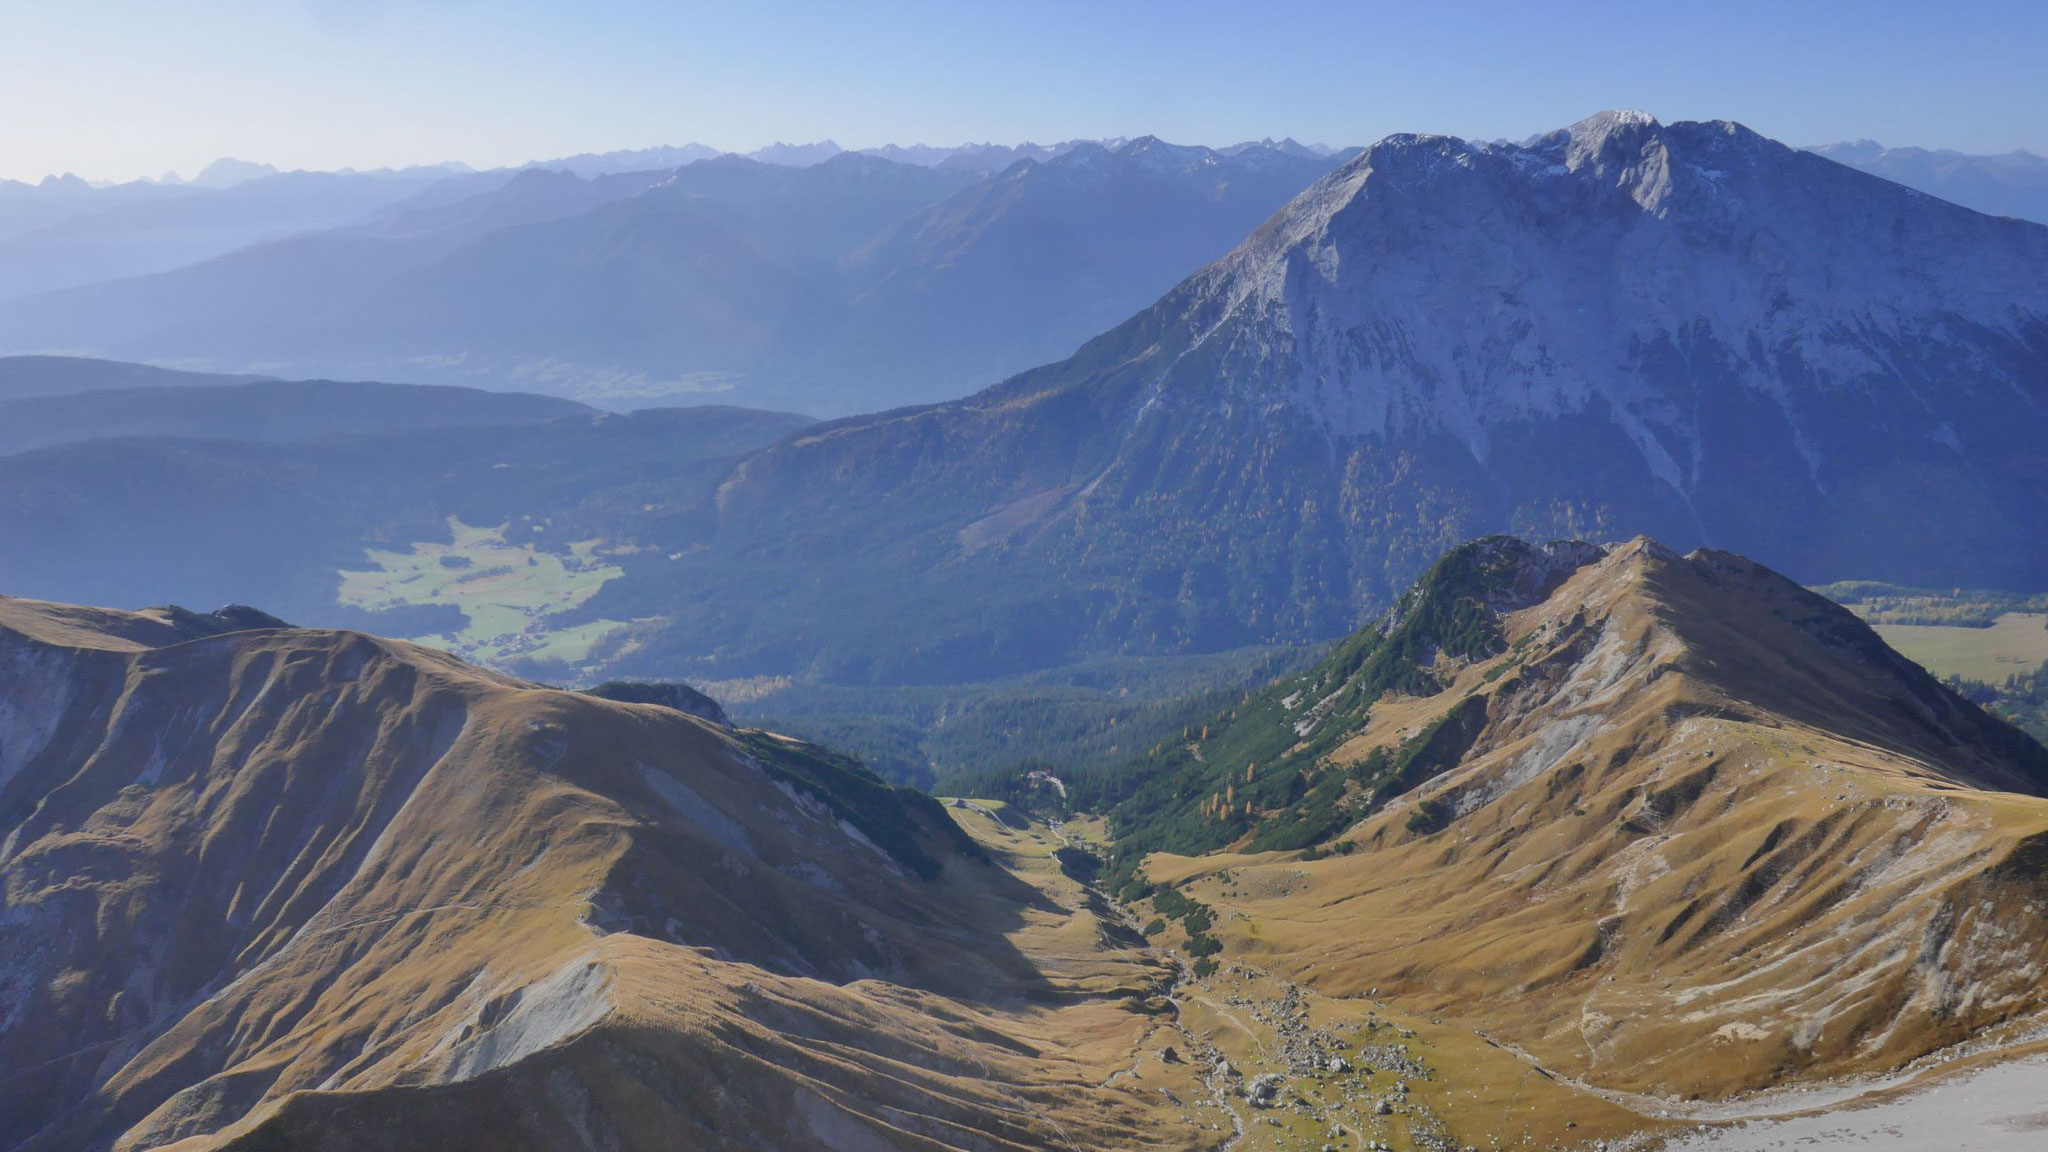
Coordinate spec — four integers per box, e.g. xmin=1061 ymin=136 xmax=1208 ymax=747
xmin=631 ymin=111 xmax=2048 ymax=686
xmin=1555 ymin=108 xmax=1663 ymax=166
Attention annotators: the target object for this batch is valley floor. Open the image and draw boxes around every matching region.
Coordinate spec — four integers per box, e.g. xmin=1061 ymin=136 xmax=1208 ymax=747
xmin=951 ymin=803 xmax=1659 ymax=1152
xmin=950 ymin=801 xmax=2048 ymax=1152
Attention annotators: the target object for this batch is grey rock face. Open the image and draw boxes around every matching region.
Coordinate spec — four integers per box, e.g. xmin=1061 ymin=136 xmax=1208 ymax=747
xmin=584 ymin=680 xmax=732 ymax=728
xmin=1154 ymin=109 xmax=2048 ymax=586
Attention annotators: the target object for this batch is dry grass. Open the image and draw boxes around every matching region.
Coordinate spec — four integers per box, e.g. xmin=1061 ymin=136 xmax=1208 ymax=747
xmin=1874 ymin=612 xmax=2048 ymax=683
xmin=13 ymin=538 xmax=2048 ymax=1151
xmin=1142 ymin=542 xmax=2048 ymax=1111
xmin=0 ymin=597 xmax=1203 ymax=1152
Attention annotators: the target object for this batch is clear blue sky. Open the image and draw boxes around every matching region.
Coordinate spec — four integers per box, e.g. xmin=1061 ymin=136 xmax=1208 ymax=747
xmin=4 ymin=0 xmax=2044 ymax=183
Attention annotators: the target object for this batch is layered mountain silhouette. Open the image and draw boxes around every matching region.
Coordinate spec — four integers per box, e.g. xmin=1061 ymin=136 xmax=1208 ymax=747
xmin=810 ymin=137 xmax=1363 ymax=407
xmin=0 ymin=141 xmax=1350 ymax=413
xmin=0 ymin=168 xmax=462 ymax=300
xmin=1809 ymin=139 xmax=2048 ymax=224
xmin=2 ymin=113 xmax=2043 ymax=694
xmin=0 ymin=376 xmax=590 ymax=456
xmin=0 ymin=400 xmax=813 ymax=629
xmin=0 ymin=355 xmax=268 ymax=402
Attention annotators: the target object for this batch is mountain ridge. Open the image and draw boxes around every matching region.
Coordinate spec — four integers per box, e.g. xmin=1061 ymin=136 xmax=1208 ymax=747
xmin=1808 ymin=138 xmax=2048 ymax=224
xmin=0 ymin=140 xmax=1353 ymax=413
xmin=603 ymin=110 xmax=2048 ymax=684
xmin=0 ymin=378 xmax=592 ymax=456
xmin=1128 ymin=536 xmax=2048 ymax=1099
xmin=9 ymin=535 xmax=2048 ymax=1146
xmin=0 ymin=593 xmax=1192 ymax=1151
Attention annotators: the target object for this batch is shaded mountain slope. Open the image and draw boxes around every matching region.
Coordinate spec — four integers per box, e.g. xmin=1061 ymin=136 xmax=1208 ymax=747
xmin=0 ymin=169 xmax=683 ymax=379
xmin=297 ymin=153 xmax=984 ymax=398
xmin=603 ymin=110 xmax=2048 ymax=685
xmin=790 ymin=137 xmax=1356 ymax=407
xmin=0 ymin=596 xmax=1196 ymax=1152
xmin=1132 ymin=538 xmax=2048 ymax=1099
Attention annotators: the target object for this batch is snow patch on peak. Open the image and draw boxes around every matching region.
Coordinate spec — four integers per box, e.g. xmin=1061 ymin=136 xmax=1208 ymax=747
xmin=1578 ymin=108 xmax=1660 ymax=132
xmin=1119 ymin=137 xmax=1221 ymax=175
xmin=1562 ymin=109 xmax=1664 ymax=165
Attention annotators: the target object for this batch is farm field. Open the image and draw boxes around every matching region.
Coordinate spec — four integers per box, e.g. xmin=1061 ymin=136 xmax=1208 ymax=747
xmin=337 ymin=516 xmax=632 ymax=670
xmin=1872 ymin=612 xmax=2048 ymax=683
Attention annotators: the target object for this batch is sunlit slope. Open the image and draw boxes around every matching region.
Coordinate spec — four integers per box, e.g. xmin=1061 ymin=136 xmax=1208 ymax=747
xmin=1140 ymin=539 xmax=2048 ymax=1100
xmin=0 ymin=596 xmax=1195 ymax=1152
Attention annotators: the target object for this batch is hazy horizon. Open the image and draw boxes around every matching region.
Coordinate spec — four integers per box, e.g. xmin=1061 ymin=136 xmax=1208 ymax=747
xmin=6 ymin=0 xmax=2046 ymax=184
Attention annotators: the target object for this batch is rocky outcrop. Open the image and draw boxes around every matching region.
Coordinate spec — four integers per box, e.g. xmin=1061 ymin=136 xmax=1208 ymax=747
xmin=583 ymin=679 xmax=730 ymax=727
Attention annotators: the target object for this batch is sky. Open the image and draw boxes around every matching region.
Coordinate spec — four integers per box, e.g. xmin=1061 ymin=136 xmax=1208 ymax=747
xmin=3 ymin=0 xmax=2045 ymax=183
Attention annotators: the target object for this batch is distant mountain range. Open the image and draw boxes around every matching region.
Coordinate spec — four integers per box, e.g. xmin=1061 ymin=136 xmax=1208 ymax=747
xmin=605 ymin=111 xmax=2048 ymax=682
xmin=1807 ymin=139 xmax=2048 ymax=223
xmin=6 ymin=130 xmax=2037 ymax=419
xmin=0 ymin=168 xmax=463 ymax=299
xmin=1 ymin=113 xmax=2043 ymax=695
xmin=0 ymin=378 xmax=589 ymax=457
xmin=0 ymin=139 xmax=1352 ymax=413
xmin=0 ymin=355 xmax=267 ymax=401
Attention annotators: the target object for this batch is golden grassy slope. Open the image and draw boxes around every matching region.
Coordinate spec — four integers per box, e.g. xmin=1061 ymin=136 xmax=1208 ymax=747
xmin=14 ymin=536 xmax=2048 ymax=1151
xmin=0 ymin=596 xmax=1201 ymax=1152
xmin=1144 ymin=541 xmax=2048 ymax=1103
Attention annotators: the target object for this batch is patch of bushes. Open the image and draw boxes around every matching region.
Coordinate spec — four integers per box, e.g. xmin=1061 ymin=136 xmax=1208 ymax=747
xmin=736 ymin=730 xmax=986 ymax=880
xmin=1054 ymin=844 xmax=1102 ymax=883
xmin=1813 ymin=581 xmax=2048 ymax=627
xmin=1089 ymin=539 xmax=1541 ymax=865
xmin=1405 ymin=798 xmax=1451 ymax=836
